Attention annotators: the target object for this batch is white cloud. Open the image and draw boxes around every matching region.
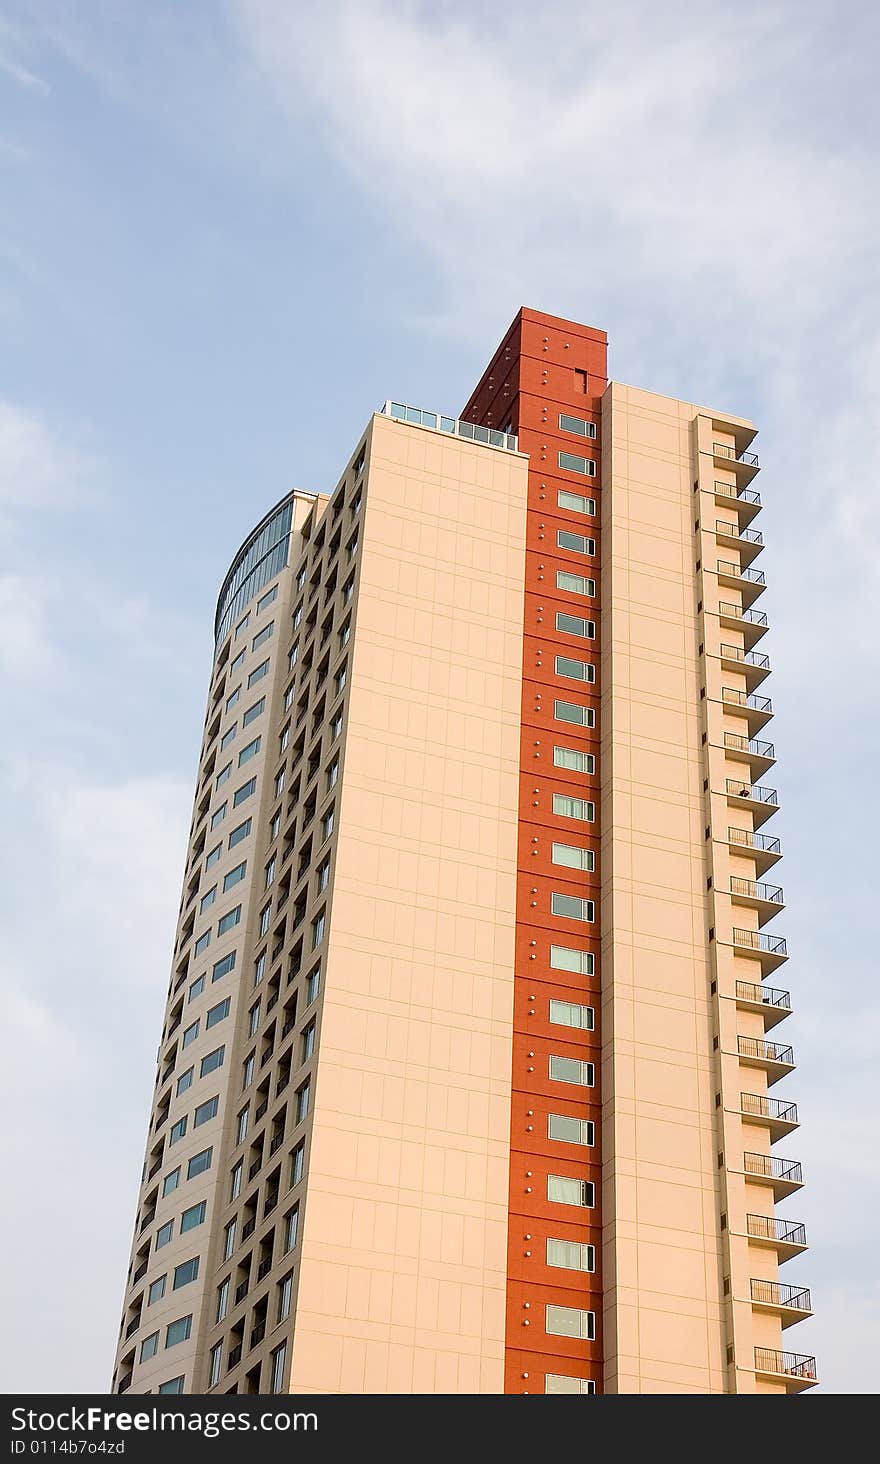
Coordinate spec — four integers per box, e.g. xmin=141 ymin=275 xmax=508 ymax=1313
xmin=0 ymin=398 xmax=94 ymax=511
xmin=0 ymin=573 xmax=55 ymax=677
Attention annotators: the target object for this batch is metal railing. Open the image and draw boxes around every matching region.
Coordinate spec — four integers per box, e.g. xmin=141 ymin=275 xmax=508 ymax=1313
xmin=723 ymin=688 xmax=772 ymax=713
xmin=715 ymin=480 xmax=761 ymax=505
xmin=746 ymin=1214 xmax=807 ymax=1247
xmin=724 ymin=733 xmax=775 ymax=760
xmin=726 ymin=779 xmax=778 ymax=805
xmin=250 ymin=1319 xmax=267 ymax=1346
xmin=716 ymin=520 xmax=763 ymax=544
xmin=714 ymin=443 xmax=759 ymax=467
xmin=736 ymin=980 xmax=791 ymax=1010
xmin=733 ymin=929 xmax=788 ymax=958
xmin=234 ymin=1279 xmax=249 ymax=1305
xmin=754 ymin=1348 xmax=817 ymax=1380
xmin=740 ymin=1092 xmax=798 ymax=1125
xmin=720 ymin=644 xmax=770 ymax=669
xmin=717 ymin=559 xmax=766 ymax=584
xmin=718 ymin=602 xmax=769 ymax=628
xmin=750 ymin=1279 xmax=811 ymax=1311
xmin=738 ymin=1035 xmax=794 ymax=1065
xmin=730 ymin=876 xmax=783 ymax=903
xmin=381 ymin=401 xmax=519 ymax=453
xmin=124 ymin=1315 xmax=140 ymax=1340
xmin=227 ymin=1343 xmax=242 ymax=1369
xmin=743 ymin=1152 xmax=803 ymax=1184
xmin=728 ymin=827 xmax=781 ymax=854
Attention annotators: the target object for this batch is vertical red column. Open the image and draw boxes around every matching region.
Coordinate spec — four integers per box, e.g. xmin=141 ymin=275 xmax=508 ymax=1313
xmin=463 ymin=309 xmax=607 ymax=1395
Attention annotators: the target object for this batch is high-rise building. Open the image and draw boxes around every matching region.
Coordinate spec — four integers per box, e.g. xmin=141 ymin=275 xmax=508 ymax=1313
xmin=112 ymin=308 xmax=815 ymax=1397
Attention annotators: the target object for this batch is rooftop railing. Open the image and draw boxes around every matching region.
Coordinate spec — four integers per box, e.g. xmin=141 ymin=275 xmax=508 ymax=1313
xmin=381 ymin=401 xmax=519 ymax=452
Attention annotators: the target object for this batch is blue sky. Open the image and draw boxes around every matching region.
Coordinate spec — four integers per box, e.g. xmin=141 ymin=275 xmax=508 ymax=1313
xmin=1 ymin=0 xmax=877 ymax=1394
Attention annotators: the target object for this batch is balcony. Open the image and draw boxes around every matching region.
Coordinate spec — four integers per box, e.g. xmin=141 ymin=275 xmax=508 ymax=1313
xmin=725 ymin=778 xmax=779 ymax=828
xmin=117 ymin=1372 xmax=133 ymax=1395
xmin=713 ymin=481 xmax=762 ymax=525
xmin=257 ymin=1256 xmax=273 ymax=1281
xmin=719 ymin=643 xmax=770 ymax=689
xmin=735 ymin=980 xmax=791 ymax=1030
xmin=730 ymin=876 xmax=784 ymax=924
xmin=749 ymin=1279 xmax=812 ymax=1326
xmin=124 ymin=1315 xmax=141 ymax=1340
xmin=716 ymin=558 xmax=766 ymax=606
xmin=732 ymin=927 xmax=788 ymax=974
xmin=721 ymin=687 xmax=773 ymax=734
xmin=250 ymin=1319 xmax=267 ymax=1347
xmin=753 ymin=1348 xmax=818 ymax=1392
xmin=712 ymin=442 xmax=760 ymax=485
xmin=741 ymin=1151 xmax=803 ymax=1199
xmin=726 ymin=826 xmax=782 ymax=875
xmin=745 ymin=1214 xmax=808 ymax=1262
xmin=715 ymin=520 xmax=763 ymax=565
xmin=132 ymin=1259 xmax=148 ymax=1284
xmin=718 ymin=602 xmax=769 ymax=649
xmin=736 ymin=1034 xmax=794 ymax=1082
xmin=234 ymin=1279 xmax=250 ymax=1306
xmin=227 ymin=1343 xmax=243 ymax=1370
xmin=723 ymin=732 xmax=775 ymax=780
xmin=739 ymin=1092 xmax=799 ymax=1141
xmin=242 ymin=1217 xmax=256 ymax=1240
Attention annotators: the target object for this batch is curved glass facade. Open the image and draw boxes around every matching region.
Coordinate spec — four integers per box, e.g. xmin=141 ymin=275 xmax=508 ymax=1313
xmin=214 ymin=498 xmax=295 ymax=647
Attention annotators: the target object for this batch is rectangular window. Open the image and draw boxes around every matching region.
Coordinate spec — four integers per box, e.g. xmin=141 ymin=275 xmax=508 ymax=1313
xmin=233 ymin=777 xmax=257 ymax=807
xmin=165 ymin=1315 xmax=192 ymax=1348
xmin=557 ymin=531 xmax=595 ymax=556
xmin=546 ymin=1374 xmax=595 ymax=1395
xmin=206 ymin=997 xmax=230 ymax=1029
xmin=176 ymin=1067 xmax=193 ymax=1096
xmin=556 ymin=570 xmax=595 ymax=597
xmin=259 ymin=903 xmax=271 ymax=936
xmin=216 ymin=761 xmax=233 ymax=793
xmin=291 ymin=1141 xmax=305 ymax=1186
xmin=205 ymin=842 xmax=222 ymax=869
xmin=217 ymin=906 xmax=241 ymax=935
xmin=550 ymin=944 xmax=594 ymax=976
xmin=226 ymin=687 xmax=241 ymax=713
xmin=550 ymin=999 xmax=595 ymax=1029
xmin=223 ymin=862 xmax=246 ymax=892
xmin=162 ymin=1168 xmax=181 ymax=1198
xmin=173 ymin=1258 xmax=199 ymax=1290
xmin=321 ymin=807 xmax=335 ymax=841
xmin=301 ymin=1021 xmax=316 ymax=1061
xmin=238 ymin=736 xmax=260 ymax=766
xmin=274 ymin=768 xmax=285 ymax=798
xmin=193 ymin=931 xmax=210 ymax=957
xmin=199 ymin=886 xmax=216 ymax=913
xmin=556 ymin=611 xmax=595 ymax=639
xmin=552 ymin=892 xmax=595 ymax=922
xmin=252 ymin=621 xmax=274 ymax=650
xmin=296 ymin=1079 xmax=311 ymax=1123
xmin=311 ymin=911 xmax=326 ymax=948
xmin=547 ymin=1238 xmax=595 ymax=1271
xmin=230 ymin=1161 xmax=243 ymax=1201
xmin=549 ymin=1114 xmax=594 ymax=1146
xmin=180 ymin=1201 xmax=206 ymax=1233
xmin=200 ymin=1047 xmax=225 ymax=1077
xmin=235 ymin=612 xmax=250 ymax=638
xmin=549 ymin=1055 xmax=595 ymax=1087
xmin=558 ymin=451 xmax=596 ymax=477
xmin=317 ymin=857 xmax=330 ymax=893
xmin=553 ymin=793 xmax=595 ymax=822
xmin=156 ymin=1221 xmax=174 ymax=1250
xmin=158 ymin=1376 xmax=185 ymax=1395
xmin=248 ymin=1000 xmax=260 ymax=1038
xmin=210 ymin=803 xmax=227 ymax=831
xmin=553 ymin=746 xmax=595 ymax=773
xmin=223 ymin=1222 xmax=236 ymax=1264
xmin=277 ymin=1272 xmax=294 ymax=1324
xmin=220 ymin=726 xmax=236 ymax=751
xmin=194 ymin=1096 xmax=219 ymax=1127
xmin=209 ymin=1342 xmax=223 ymax=1387
xmin=248 ymin=659 xmax=269 ymax=687
xmin=331 ymin=711 xmax=343 ymax=740
xmin=306 ymin=966 xmax=321 ymax=1005
xmin=271 ymin=1340 xmax=288 ymax=1394
xmin=140 ymin=1332 xmax=159 ymax=1362
xmin=554 ymin=699 xmax=595 ymax=728
xmin=228 ymin=819 xmax=251 ymax=850
xmin=148 ymin=1275 xmax=167 ymax=1304
xmin=212 ymin=951 xmax=236 ymax=982
xmin=187 ymin=1148 xmax=212 ymax=1179
xmin=242 ymin=1052 xmax=255 ymax=1089
xmin=243 ymin=697 xmax=265 ymax=727
xmin=265 ymin=857 xmax=276 ymax=888
xmin=284 ymin=1205 xmax=300 ymax=1253
xmin=230 ymin=648 xmax=246 ymax=673
xmin=555 ymin=655 xmax=594 ymax=683
xmin=257 ymin=585 xmax=278 ymax=613
xmin=237 ymin=1106 xmax=249 ymax=1145
xmin=188 ymin=975 xmax=205 ymax=1002
xmin=547 ymin=1175 xmax=595 ymax=1208
xmin=552 ymin=842 xmax=594 ymax=872
xmin=169 ymin=1117 xmax=187 ymax=1145
xmin=559 ymin=413 xmax=597 ymax=439
xmin=558 ymin=490 xmax=596 ymax=516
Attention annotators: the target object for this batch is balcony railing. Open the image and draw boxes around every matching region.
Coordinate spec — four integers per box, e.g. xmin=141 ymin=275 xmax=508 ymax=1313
xmin=241 ymin=1216 xmax=256 ymax=1240
xmin=714 ymin=443 xmax=759 ymax=468
xmin=132 ymin=1260 xmax=148 ymax=1284
xmin=726 ymin=779 xmax=778 ymax=806
xmin=730 ymin=877 xmax=783 ymax=904
xmin=754 ymin=1348 xmax=817 ymax=1382
xmin=117 ymin=1372 xmax=133 ymax=1395
xmin=723 ymin=688 xmax=772 ymax=714
xmin=743 ymin=1152 xmax=803 ymax=1185
xmin=724 ymin=733 xmax=775 ymax=761
xmin=227 ymin=1343 xmax=242 ymax=1369
xmin=728 ymin=827 xmax=781 ymax=854
xmin=716 ymin=521 xmax=763 ymax=545
xmin=736 ymin=980 xmax=791 ymax=1010
xmin=737 ymin=1035 xmax=794 ymax=1066
xmin=714 ymin=481 xmax=761 ymax=506
xmin=741 ymin=1092 xmax=798 ymax=1126
xmin=250 ymin=1319 xmax=267 ymax=1347
xmin=750 ymin=1279 xmax=812 ymax=1313
xmin=718 ymin=602 xmax=769 ymax=629
xmin=746 ymin=1214 xmax=807 ymax=1247
xmin=720 ymin=644 xmax=770 ymax=670
xmin=717 ymin=560 xmax=765 ymax=585
xmin=257 ymin=1257 xmax=273 ymax=1281
xmin=381 ymin=401 xmax=519 ymax=453
xmin=124 ymin=1315 xmax=140 ymax=1340
xmin=234 ymin=1279 xmax=250 ymax=1306
xmin=733 ymin=929 xmax=788 ymax=958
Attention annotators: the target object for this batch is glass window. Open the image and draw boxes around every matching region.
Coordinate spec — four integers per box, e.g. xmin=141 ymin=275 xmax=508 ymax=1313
xmin=223 ymin=1222 xmax=236 ymax=1263
xmin=253 ymin=952 xmax=266 ymax=986
xmin=187 ymin=1148 xmax=212 ymax=1179
xmin=140 ymin=1332 xmax=159 ymax=1362
xmin=552 ymin=842 xmax=594 ymax=872
xmin=217 ymin=906 xmax=241 ymax=935
xmin=188 ymin=974 xmax=205 ymax=1002
xmin=265 ymin=857 xmax=276 ymax=888
xmin=230 ymin=649 xmax=246 ymax=674
xmin=306 ymin=966 xmax=320 ymax=1005
xmin=271 ymin=1340 xmax=288 ymax=1394
xmin=321 ymin=806 xmax=334 ymax=840
xmin=169 ymin=1117 xmax=187 ymax=1145
xmin=549 ymin=1055 xmax=594 ymax=1086
xmin=284 ymin=1205 xmax=300 ymax=1253
xmin=248 ymin=659 xmax=269 ymax=687
xmin=219 ymin=725 xmax=236 ymax=751
xmin=215 ymin=763 xmax=231 ymax=789
xmin=162 ymin=1168 xmax=181 ymax=1198
xmin=226 ymin=686 xmax=241 ymax=712
xmin=148 ymin=1275 xmax=167 ymax=1304
xmin=548 ymin=1114 xmax=594 ymax=1146
xmin=559 ymin=413 xmax=597 ymax=439
xmin=547 ymin=1175 xmax=594 ymax=1208
xmin=557 ymin=530 xmax=594 ymax=556
xmin=553 ymin=793 xmax=595 ymax=822
xmin=180 ymin=1201 xmax=206 ymax=1233
xmin=558 ymin=451 xmax=596 ymax=477
xmin=274 ymin=768 xmax=285 ymax=798
xmin=206 ymin=997 xmax=230 ymax=1029
xmin=556 ymin=611 xmax=595 ymax=638
xmin=237 ymin=1106 xmax=249 ymax=1144
xmin=209 ymin=1342 xmax=224 ymax=1387
xmin=230 ymin=1161 xmax=243 ymax=1201
xmin=257 ymin=584 xmax=278 ymax=613
xmin=296 ymin=1079 xmax=311 ymax=1123
xmin=552 ymin=892 xmax=594 ymax=922
xmin=248 ymin=1001 xmax=261 ymax=1037
xmin=554 ymin=699 xmax=595 ymax=727
xmin=158 ymin=1376 xmax=185 ymax=1395
xmin=176 ymin=1067 xmax=193 ymax=1096
xmin=235 ymin=612 xmax=251 ymax=638
xmin=550 ymin=999 xmax=594 ymax=1029
xmin=200 ymin=1047 xmax=225 ymax=1077
xmin=243 ymin=697 xmax=265 ymax=728
xmin=194 ymin=1096 xmax=219 ymax=1127
xmin=551 ymin=945 xmax=594 ymax=975
xmin=326 ymin=758 xmax=339 ymax=789
xmin=291 ymin=1141 xmax=305 ymax=1186
xmin=173 ymin=1257 xmax=199 ymax=1290
xmin=233 ymin=777 xmax=257 ymax=807
xmin=317 ymin=857 xmax=330 ymax=892
xmin=556 ymin=570 xmax=595 ymax=597
xmin=259 ymin=903 xmax=271 ymax=936
xmin=252 ymin=621 xmax=274 ymax=650
xmin=182 ymin=1020 xmax=199 ymax=1048
xmin=205 ymin=842 xmax=222 ymax=869
xmin=546 ymin=1374 xmax=594 ymax=1395
xmin=210 ymin=803 xmax=227 ymax=828
xmin=301 ymin=1021 xmax=316 ymax=1060
xmin=311 ymin=911 xmax=326 ymax=948
xmin=212 ymin=951 xmax=236 ymax=982
xmin=238 ymin=737 xmax=260 ymax=766
xmin=554 ymin=746 xmax=594 ymax=773
xmin=223 ymin=862 xmax=246 ymax=892
xmin=555 ymin=655 xmax=594 ymax=682
xmin=199 ymin=886 xmax=216 ymax=914
xmin=558 ymin=489 xmax=596 ymax=516
xmin=228 ymin=819 xmax=251 ymax=849
xmin=547 ymin=1238 xmax=595 ymax=1271
xmin=193 ymin=931 xmax=210 ymax=957
xmin=156 ymin=1221 xmax=174 ymax=1250
xmin=165 ymin=1315 xmax=192 ymax=1348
